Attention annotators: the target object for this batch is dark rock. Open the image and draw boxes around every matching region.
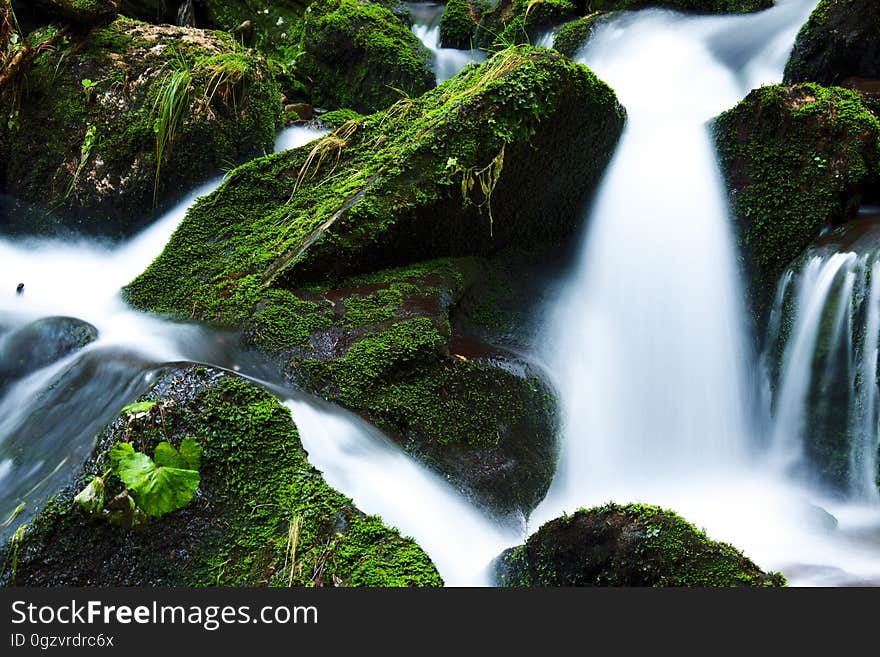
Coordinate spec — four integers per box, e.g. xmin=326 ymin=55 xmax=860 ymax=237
xmin=0 ymin=367 xmax=442 ymax=586
xmin=784 ymin=0 xmax=880 ymax=87
xmin=712 ymin=83 xmax=880 ymax=324
xmin=493 ymin=503 xmax=786 ymax=586
xmin=0 ymin=316 xmax=98 ymax=389
xmin=0 ymin=18 xmax=280 ymax=237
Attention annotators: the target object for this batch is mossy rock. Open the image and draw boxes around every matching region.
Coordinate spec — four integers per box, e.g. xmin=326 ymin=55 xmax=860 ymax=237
xmin=475 ymin=0 xmax=577 ymax=51
xmin=263 ymin=257 xmax=560 ymax=517
xmin=552 ymin=13 xmax=605 ymax=58
xmin=124 ymin=46 xmax=625 ymax=323
xmin=712 ymin=83 xmax=880 ymax=324
xmin=784 ymin=0 xmax=880 ymax=87
xmin=0 ymin=367 xmax=442 ymax=586
xmin=440 ymin=0 xmax=487 ymax=49
xmin=0 ymin=17 xmax=280 ymax=237
xmin=493 ymin=503 xmax=786 ymax=586
xmin=293 ymin=0 xmax=434 ymax=114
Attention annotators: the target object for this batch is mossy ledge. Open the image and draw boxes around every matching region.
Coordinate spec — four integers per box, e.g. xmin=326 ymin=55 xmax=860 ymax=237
xmin=0 ymin=17 xmax=281 ymax=237
xmin=493 ymin=503 xmax=786 ymax=587
xmin=0 ymin=367 xmax=442 ymax=587
xmin=712 ymin=83 xmax=880 ymax=324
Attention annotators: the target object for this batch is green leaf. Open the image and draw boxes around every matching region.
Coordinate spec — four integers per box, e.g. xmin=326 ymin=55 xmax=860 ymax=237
xmin=120 ymin=401 xmax=157 ymax=417
xmin=153 ymin=442 xmax=183 ymax=468
xmin=73 ymin=476 xmax=105 ymax=515
xmin=109 ymin=442 xmax=135 ymax=472
xmin=178 ymin=436 xmax=202 ymax=470
xmin=116 ymin=452 xmax=199 ymax=517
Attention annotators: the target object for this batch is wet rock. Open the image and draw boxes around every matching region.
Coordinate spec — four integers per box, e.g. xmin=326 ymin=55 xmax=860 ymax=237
xmin=294 ymin=0 xmax=435 ymax=114
xmin=285 ymin=102 xmax=314 ymax=120
xmin=493 ymin=503 xmax=786 ymax=586
xmin=0 ymin=18 xmax=280 ymax=237
xmin=0 ymin=316 xmax=98 ymax=389
xmin=0 ymin=366 xmax=442 ymax=586
xmin=784 ymin=0 xmax=880 ymax=87
xmin=712 ymin=83 xmax=880 ymax=323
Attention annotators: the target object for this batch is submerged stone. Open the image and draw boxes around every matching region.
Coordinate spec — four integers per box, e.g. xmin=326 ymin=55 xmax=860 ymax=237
xmin=493 ymin=503 xmax=786 ymax=586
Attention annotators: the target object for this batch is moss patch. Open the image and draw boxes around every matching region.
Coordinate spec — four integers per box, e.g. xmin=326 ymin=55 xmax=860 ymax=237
xmin=494 ymin=503 xmax=786 ymax=586
xmin=293 ymin=0 xmax=434 ymax=114
xmin=0 ymin=367 xmax=442 ymax=587
xmin=784 ymin=0 xmax=880 ymax=86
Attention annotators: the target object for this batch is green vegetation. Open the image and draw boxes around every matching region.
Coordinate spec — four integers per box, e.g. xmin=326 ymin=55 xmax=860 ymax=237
xmin=294 ymin=0 xmax=434 ymax=113
xmin=495 ymin=503 xmax=786 ymax=586
xmin=440 ymin=0 xmax=488 ymax=49
xmin=553 ymin=14 xmax=603 ymax=58
xmin=0 ymin=17 xmax=280 ymax=236
xmin=713 ymin=83 xmax=880 ymax=321
xmin=784 ymin=0 xmax=880 ymax=86
xmin=1 ymin=369 xmax=442 ymax=587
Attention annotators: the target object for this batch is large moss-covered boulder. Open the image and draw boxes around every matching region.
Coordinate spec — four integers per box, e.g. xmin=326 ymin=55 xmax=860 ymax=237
xmin=125 ymin=46 xmax=624 ymax=318
xmin=784 ymin=0 xmax=880 ymax=87
xmin=494 ymin=503 xmax=786 ymax=586
xmin=0 ymin=18 xmax=280 ymax=236
xmin=125 ymin=46 xmax=623 ymax=515
xmin=712 ymin=83 xmax=880 ymax=322
xmin=258 ymin=257 xmax=560 ymax=517
xmin=293 ymin=0 xmax=434 ymax=114
xmin=0 ymin=367 xmax=442 ymax=586
xmin=552 ymin=13 xmax=605 ymax=58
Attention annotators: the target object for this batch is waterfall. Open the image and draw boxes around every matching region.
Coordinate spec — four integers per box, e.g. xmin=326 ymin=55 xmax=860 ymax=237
xmin=407 ymin=2 xmax=486 ymax=84
xmin=766 ymin=222 xmax=880 ymax=503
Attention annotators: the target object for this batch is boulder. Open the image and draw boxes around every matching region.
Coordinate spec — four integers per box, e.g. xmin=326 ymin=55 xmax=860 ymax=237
xmin=712 ymin=83 xmax=880 ymax=323
xmin=264 ymin=257 xmax=560 ymax=517
xmin=493 ymin=503 xmax=786 ymax=586
xmin=552 ymin=14 xmax=605 ymax=58
xmin=0 ymin=18 xmax=280 ymax=237
xmin=475 ymin=0 xmax=577 ymax=50
xmin=0 ymin=367 xmax=442 ymax=586
xmin=30 ymin=0 xmax=118 ymax=26
xmin=0 ymin=316 xmax=98 ymax=390
xmin=439 ymin=0 xmax=487 ymax=49
xmin=124 ymin=46 xmax=625 ymax=319
xmin=784 ymin=0 xmax=880 ymax=87
xmin=294 ymin=0 xmax=435 ymax=114
xmin=124 ymin=46 xmax=624 ymax=516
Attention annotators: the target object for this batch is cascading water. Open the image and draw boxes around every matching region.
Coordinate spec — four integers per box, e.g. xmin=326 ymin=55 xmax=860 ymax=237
xmin=766 ymin=215 xmax=880 ymax=503
xmin=407 ymin=2 xmax=486 ymax=84
xmin=534 ymin=0 xmax=880 ymax=586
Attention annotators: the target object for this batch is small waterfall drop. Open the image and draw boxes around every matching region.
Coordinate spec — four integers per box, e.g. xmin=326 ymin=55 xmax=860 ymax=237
xmin=407 ymin=2 xmax=486 ymax=84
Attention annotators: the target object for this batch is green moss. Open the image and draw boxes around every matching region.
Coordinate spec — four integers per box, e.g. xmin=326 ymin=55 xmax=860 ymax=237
xmin=124 ymin=46 xmax=624 ymax=326
xmin=784 ymin=0 xmax=880 ymax=86
xmin=244 ymin=289 xmax=334 ymax=350
xmin=476 ymin=0 xmax=576 ymax=50
xmin=496 ymin=503 xmax=786 ymax=587
xmin=0 ymin=17 xmax=281 ymax=236
xmin=553 ymin=14 xmax=603 ymax=58
xmin=440 ymin=0 xmax=487 ymax=49
xmin=0 ymin=369 xmax=442 ymax=587
xmin=318 ymin=108 xmax=364 ymax=129
xmin=713 ymin=83 xmax=880 ymax=321
xmin=294 ymin=0 xmax=434 ymax=113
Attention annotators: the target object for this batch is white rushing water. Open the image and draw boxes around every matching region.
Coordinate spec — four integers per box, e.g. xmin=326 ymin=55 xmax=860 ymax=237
xmin=533 ymin=0 xmax=880 ymax=587
xmin=408 ymin=2 xmax=486 ymax=84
